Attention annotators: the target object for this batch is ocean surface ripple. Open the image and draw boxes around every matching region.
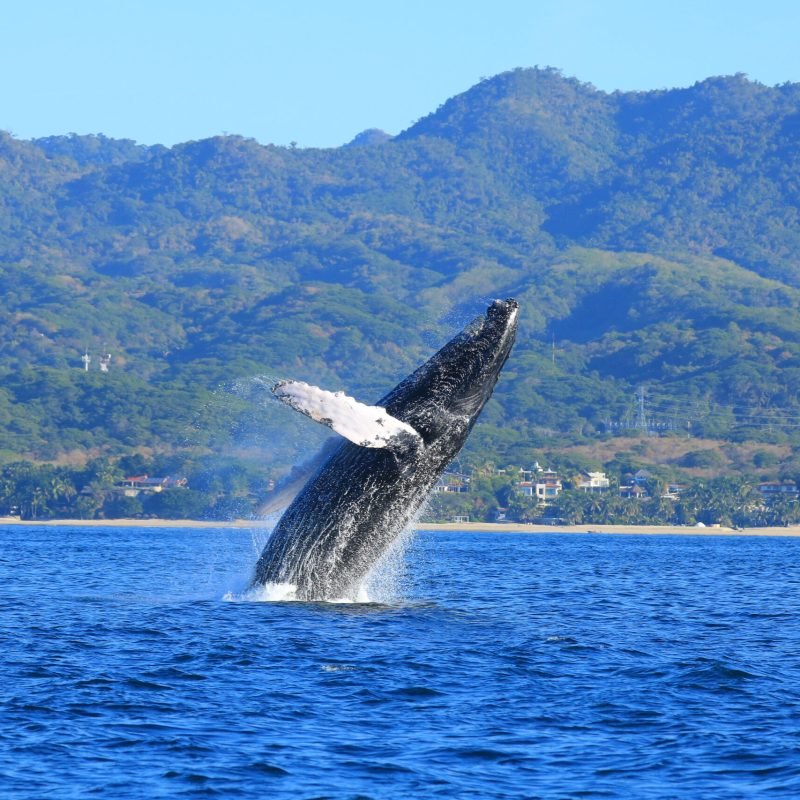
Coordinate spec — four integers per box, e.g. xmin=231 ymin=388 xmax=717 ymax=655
xmin=2 ymin=525 xmax=800 ymax=798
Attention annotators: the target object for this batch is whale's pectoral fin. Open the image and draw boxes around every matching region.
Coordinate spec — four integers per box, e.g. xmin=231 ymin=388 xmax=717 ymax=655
xmin=273 ymin=380 xmax=423 ymax=449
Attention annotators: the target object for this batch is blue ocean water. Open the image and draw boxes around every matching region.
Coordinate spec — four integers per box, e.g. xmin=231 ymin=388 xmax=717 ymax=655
xmin=2 ymin=525 xmax=800 ymax=799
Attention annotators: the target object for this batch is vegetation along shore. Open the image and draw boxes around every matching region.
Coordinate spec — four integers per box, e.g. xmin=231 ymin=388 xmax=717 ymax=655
xmin=2 ymin=455 xmax=799 ymax=528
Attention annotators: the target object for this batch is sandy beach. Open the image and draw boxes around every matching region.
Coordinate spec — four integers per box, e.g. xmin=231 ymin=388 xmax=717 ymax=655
xmin=2 ymin=516 xmax=799 ymax=537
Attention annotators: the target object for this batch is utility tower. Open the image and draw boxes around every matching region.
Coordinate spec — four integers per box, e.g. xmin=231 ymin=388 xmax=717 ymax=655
xmin=99 ymin=353 xmax=111 ymax=373
xmin=635 ymin=386 xmax=648 ymax=434
xmin=81 ymin=351 xmax=91 ymax=371
xmin=604 ymin=385 xmax=678 ymax=436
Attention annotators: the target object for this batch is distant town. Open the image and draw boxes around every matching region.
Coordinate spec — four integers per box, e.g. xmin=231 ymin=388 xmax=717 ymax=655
xmin=424 ymin=463 xmax=800 ymax=528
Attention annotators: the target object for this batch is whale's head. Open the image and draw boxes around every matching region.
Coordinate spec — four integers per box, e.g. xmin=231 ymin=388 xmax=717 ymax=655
xmin=382 ymin=299 xmax=519 ymax=445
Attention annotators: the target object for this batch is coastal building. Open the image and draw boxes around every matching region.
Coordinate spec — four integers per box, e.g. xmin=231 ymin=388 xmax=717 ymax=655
xmin=536 ymin=470 xmax=562 ymax=501
xmin=633 ymin=469 xmax=652 ymax=486
xmin=757 ymin=481 xmax=799 ymax=498
xmin=519 ymin=469 xmax=562 ymax=503
xmin=519 ymin=462 xmax=544 ymax=481
xmin=619 ymin=484 xmax=647 ymax=499
xmin=577 ymin=471 xmax=610 ymax=492
xmin=117 ymin=475 xmax=188 ymax=498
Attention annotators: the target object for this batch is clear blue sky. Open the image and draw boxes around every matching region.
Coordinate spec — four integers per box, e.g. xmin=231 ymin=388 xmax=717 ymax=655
xmin=2 ymin=0 xmax=799 ymax=148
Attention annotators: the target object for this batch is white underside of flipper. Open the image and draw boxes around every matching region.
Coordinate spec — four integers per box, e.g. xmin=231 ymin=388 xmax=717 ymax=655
xmin=273 ymin=380 xmax=422 ymax=449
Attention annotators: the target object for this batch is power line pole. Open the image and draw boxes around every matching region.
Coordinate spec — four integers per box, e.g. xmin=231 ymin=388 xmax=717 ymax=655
xmin=636 ymin=386 xmax=648 ymax=435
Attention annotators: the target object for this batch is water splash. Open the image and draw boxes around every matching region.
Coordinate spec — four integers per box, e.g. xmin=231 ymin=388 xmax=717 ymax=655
xmin=225 ymin=520 xmax=417 ymax=605
xmin=361 ymin=525 xmax=416 ymax=604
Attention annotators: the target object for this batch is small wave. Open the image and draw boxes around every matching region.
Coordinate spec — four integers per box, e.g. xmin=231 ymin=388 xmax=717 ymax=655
xmin=391 ymin=686 xmax=444 ymax=698
xmin=124 ymin=677 xmax=172 ymax=692
xmin=679 ymin=659 xmax=763 ymax=683
xmin=455 ymin=748 xmax=513 ymax=761
xmin=249 ymin=761 xmax=290 ymax=777
xmin=362 ymin=762 xmax=416 ymax=775
xmin=226 ymin=581 xmax=378 ymax=604
xmin=224 ymin=582 xmax=299 ymax=602
xmin=327 ymin=586 xmax=373 ymax=604
xmin=144 ymin=667 xmax=208 ymax=682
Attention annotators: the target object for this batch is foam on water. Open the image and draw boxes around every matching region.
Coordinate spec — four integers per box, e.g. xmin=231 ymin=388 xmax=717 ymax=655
xmin=225 ymin=581 xmax=372 ymax=604
xmin=236 ymin=581 xmax=300 ymax=602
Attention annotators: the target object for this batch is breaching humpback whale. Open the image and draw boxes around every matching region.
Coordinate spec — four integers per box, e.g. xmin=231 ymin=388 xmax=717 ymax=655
xmin=252 ymin=298 xmax=519 ymax=600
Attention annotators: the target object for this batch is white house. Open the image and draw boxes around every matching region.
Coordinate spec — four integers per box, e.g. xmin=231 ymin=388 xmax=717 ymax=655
xmin=577 ymin=471 xmax=610 ymax=492
xmin=519 ymin=469 xmax=562 ymax=503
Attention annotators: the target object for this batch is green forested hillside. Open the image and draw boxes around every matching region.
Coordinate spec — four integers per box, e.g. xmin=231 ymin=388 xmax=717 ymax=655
xmin=2 ymin=68 xmax=800 ymax=487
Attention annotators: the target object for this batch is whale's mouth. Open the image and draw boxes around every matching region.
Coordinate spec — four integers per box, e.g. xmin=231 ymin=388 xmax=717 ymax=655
xmin=488 ymin=297 xmax=519 ymax=322
xmin=485 ymin=298 xmax=519 ymax=362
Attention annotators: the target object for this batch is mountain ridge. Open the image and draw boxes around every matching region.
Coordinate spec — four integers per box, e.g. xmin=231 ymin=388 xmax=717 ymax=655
xmin=1 ymin=67 xmax=800 ymax=485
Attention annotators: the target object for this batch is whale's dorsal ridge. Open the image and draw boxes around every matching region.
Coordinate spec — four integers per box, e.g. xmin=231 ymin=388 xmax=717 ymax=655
xmin=273 ymin=379 xmax=422 ymax=449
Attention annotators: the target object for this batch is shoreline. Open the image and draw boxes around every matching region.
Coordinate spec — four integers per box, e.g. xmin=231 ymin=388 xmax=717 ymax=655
xmin=2 ymin=516 xmax=800 ymax=537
